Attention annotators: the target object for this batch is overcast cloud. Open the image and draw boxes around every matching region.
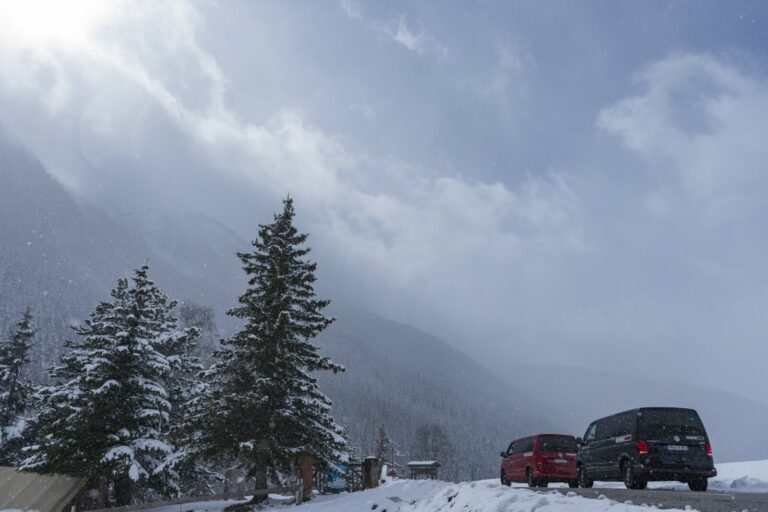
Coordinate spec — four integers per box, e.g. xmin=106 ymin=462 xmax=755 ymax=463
xmin=1 ymin=1 xmax=767 ymax=402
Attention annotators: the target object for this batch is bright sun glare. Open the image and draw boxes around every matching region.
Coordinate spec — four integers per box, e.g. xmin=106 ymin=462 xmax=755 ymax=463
xmin=0 ymin=0 xmax=118 ymax=47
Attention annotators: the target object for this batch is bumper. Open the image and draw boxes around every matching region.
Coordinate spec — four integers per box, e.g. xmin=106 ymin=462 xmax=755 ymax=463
xmin=533 ymin=467 xmax=577 ymax=482
xmin=634 ymin=464 xmax=717 ymax=481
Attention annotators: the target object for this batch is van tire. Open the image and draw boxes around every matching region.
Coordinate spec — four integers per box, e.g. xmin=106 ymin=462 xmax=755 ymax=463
xmin=526 ymin=468 xmax=537 ymax=488
xmin=577 ymin=465 xmax=593 ymax=488
xmin=500 ymin=470 xmax=510 ymax=486
xmin=622 ymin=461 xmax=647 ymax=490
xmin=688 ymin=478 xmax=708 ymax=492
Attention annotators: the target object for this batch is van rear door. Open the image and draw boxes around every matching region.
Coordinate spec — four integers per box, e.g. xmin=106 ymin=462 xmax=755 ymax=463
xmin=537 ymin=435 xmax=577 ymax=477
xmin=637 ymin=408 xmax=710 ymax=469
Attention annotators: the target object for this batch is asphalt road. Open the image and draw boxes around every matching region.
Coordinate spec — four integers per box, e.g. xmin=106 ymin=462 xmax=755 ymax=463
xmin=546 ymin=487 xmax=767 ymax=512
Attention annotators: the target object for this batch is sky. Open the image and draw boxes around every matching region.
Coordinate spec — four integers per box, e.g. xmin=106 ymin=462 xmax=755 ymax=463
xmin=1 ymin=0 xmax=768 ymax=402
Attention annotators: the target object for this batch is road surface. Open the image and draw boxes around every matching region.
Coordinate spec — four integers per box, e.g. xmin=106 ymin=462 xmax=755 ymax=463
xmin=546 ymin=486 xmax=767 ymax=512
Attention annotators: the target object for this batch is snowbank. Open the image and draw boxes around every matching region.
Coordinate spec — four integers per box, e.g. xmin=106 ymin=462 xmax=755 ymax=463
xmin=709 ymin=459 xmax=768 ymax=493
xmin=146 ymin=480 xmax=689 ymax=512
xmin=143 ymin=460 xmax=768 ymax=512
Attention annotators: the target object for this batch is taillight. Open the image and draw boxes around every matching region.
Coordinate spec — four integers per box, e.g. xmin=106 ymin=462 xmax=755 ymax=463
xmin=705 ymin=442 xmax=713 ymax=458
xmin=535 ymin=452 xmax=543 ymax=466
xmin=636 ymin=440 xmax=649 ymax=455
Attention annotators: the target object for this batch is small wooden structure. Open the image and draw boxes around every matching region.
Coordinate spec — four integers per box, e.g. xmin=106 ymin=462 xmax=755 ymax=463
xmin=407 ymin=460 xmax=441 ymax=480
xmin=362 ymin=457 xmax=381 ymax=489
xmin=0 ymin=467 xmax=85 ymax=512
xmin=297 ymin=454 xmax=314 ymax=501
xmin=338 ymin=456 xmax=381 ymax=492
xmin=345 ymin=461 xmax=364 ymax=491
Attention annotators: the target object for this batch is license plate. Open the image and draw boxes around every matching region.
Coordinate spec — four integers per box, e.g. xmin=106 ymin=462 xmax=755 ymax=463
xmin=553 ymin=459 xmax=567 ymax=463
xmin=666 ymin=445 xmax=688 ymax=451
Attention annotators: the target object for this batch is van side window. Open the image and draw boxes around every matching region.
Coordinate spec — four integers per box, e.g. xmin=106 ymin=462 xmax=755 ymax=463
xmin=584 ymin=424 xmax=596 ymax=444
xmin=515 ymin=437 xmax=533 ymax=453
xmin=604 ymin=414 xmax=624 ymax=439
xmin=616 ymin=412 xmax=634 ymax=437
xmin=506 ymin=442 xmax=515 ymax=455
xmin=595 ymin=419 xmax=611 ymax=440
xmin=524 ymin=437 xmax=534 ymax=452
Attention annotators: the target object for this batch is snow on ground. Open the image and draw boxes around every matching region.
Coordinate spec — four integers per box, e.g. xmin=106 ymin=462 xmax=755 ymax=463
xmin=147 ymin=480 xmax=688 ymax=512
xmin=709 ymin=459 xmax=768 ymax=492
xmin=144 ymin=460 xmax=768 ymax=512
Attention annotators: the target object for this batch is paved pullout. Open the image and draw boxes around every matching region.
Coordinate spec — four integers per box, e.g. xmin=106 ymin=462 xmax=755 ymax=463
xmin=546 ymin=487 xmax=767 ymax=512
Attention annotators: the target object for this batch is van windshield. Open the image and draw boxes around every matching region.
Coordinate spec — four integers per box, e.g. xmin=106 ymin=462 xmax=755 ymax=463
xmin=638 ymin=409 xmax=705 ymax=438
xmin=538 ymin=436 xmax=577 ymax=452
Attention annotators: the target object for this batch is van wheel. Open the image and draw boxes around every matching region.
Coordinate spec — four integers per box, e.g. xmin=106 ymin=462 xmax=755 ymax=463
xmin=622 ymin=462 xmax=647 ymax=490
xmin=500 ymin=470 xmax=510 ymax=486
xmin=526 ymin=468 xmax=537 ymax=488
xmin=688 ymin=478 xmax=708 ymax=492
xmin=577 ymin=465 xmax=593 ymax=488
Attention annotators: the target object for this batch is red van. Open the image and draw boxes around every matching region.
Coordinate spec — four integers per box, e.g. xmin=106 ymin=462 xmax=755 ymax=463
xmin=500 ymin=434 xmax=578 ymax=488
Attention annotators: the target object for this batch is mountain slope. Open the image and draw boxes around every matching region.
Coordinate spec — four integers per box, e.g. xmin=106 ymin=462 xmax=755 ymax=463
xmin=0 ymin=139 xmax=549 ymax=480
xmin=0 ymin=138 xmax=232 ymax=372
xmin=316 ymin=306 xmax=555 ymax=480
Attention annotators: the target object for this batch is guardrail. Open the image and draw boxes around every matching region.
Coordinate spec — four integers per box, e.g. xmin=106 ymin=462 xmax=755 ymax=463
xmin=87 ymin=481 xmax=304 ymax=512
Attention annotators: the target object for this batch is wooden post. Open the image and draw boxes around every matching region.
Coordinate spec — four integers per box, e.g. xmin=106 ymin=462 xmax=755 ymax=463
xmin=362 ymin=457 xmax=380 ymax=489
xmin=297 ymin=454 xmax=314 ymax=503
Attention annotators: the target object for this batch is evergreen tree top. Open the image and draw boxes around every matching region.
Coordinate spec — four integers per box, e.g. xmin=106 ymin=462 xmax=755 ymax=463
xmin=201 ymin=197 xmax=347 ymax=479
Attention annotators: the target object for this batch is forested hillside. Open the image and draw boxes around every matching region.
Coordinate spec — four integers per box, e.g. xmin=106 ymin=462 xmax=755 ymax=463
xmin=0 ymin=138 xmax=547 ymax=481
xmin=317 ymin=307 xmax=553 ymax=480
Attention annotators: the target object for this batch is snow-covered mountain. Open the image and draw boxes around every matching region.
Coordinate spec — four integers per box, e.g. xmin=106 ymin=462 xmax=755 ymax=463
xmin=0 ymin=139 xmax=550 ymax=480
xmin=0 ymin=138 xmax=239 ymax=371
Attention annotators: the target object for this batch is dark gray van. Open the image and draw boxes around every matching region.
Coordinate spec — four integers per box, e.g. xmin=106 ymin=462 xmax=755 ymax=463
xmin=576 ymin=407 xmax=716 ymax=491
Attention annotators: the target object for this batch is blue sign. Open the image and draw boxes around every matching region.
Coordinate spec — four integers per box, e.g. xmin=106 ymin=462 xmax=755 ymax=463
xmin=326 ymin=463 xmax=349 ymax=492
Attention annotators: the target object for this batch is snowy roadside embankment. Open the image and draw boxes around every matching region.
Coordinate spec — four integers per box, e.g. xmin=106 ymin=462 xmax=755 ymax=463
xmin=146 ymin=480 xmax=692 ymax=512
xmin=144 ymin=460 xmax=768 ymax=512
xmin=708 ymin=459 xmax=768 ymax=493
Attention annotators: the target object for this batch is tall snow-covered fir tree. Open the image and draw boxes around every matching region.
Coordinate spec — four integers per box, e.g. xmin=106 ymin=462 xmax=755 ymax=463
xmin=198 ymin=197 xmax=346 ymax=494
xmin=0 ymin=307 xmax=35 ymax=465
xmin=22 ymin=266 xmax=199 ymax=506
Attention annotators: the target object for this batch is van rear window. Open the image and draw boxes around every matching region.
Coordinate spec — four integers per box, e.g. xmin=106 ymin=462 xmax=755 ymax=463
xmin=538 ymin=436 xmax=577 ymax=452
xmin=638 ymin=409 xmax=705 ymax=438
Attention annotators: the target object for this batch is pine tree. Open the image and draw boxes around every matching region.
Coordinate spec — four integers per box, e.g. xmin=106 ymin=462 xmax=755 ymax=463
xmin=0 ymin=308 xmax=35 ymax=465
xmin=178 ymin=303 xmax=219 ymax=367
xmin=373 ymin=426 xmax=392 ymax=461
xmin=198 ymin=197 xmax=346 ymax=497
xmin=160 ymin=311 xmax=209 ymax=498
xmin=22 ymin=266 xmax=198 ymax=505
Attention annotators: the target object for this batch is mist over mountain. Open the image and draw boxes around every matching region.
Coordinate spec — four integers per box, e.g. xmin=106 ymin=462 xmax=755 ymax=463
xmin=0 ymin=137 xmax=245 ymax=370
xmin=4 ymin=133 xmax=767 ymax=475
xmin=316 ymin=306 xmax=554 ymax=480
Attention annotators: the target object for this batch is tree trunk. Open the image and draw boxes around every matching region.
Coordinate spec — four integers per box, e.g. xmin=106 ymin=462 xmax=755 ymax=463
xmin=75 ymin=475 xmax=109 ymax=510
xmin=113 ymin=473 xmax=132 ymax=506
xmin=250 ymin=459 xmax=268 ymax=504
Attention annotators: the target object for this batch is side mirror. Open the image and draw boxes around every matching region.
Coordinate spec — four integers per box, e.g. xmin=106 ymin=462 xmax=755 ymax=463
xmin=500 ymin=451 xmax=506 ymax=457
xmin=576 ymin=437 xmax=583 ymax=446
